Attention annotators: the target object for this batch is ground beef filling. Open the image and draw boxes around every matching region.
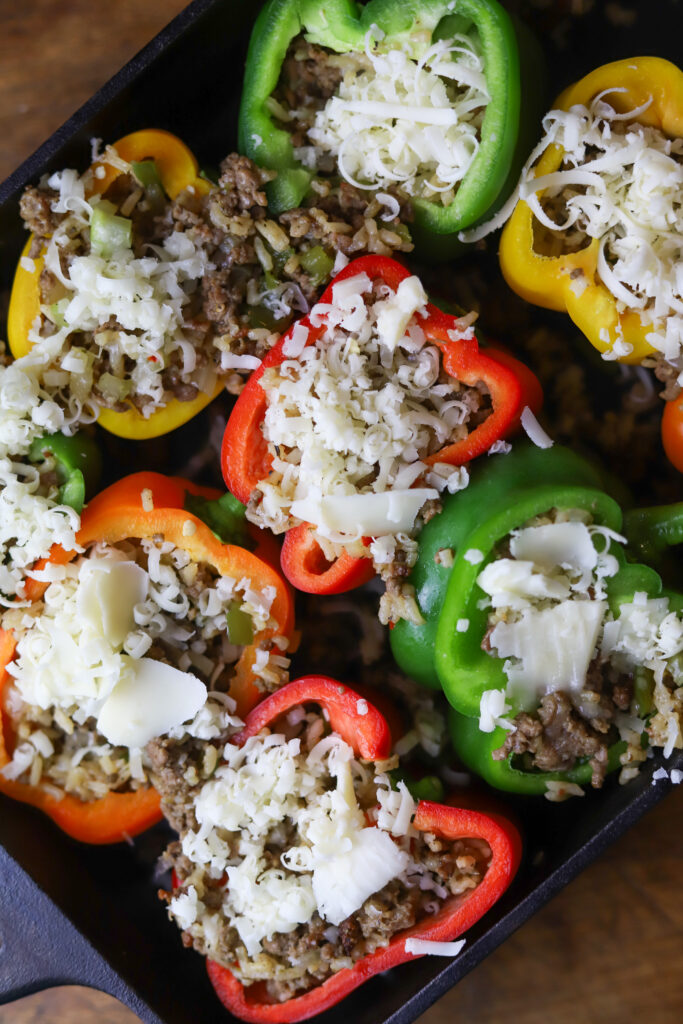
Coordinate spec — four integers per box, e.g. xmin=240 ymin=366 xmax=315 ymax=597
xmin=1 ymin=537 xmax=270 ymax=802
xmin=492 ymin=655 xmax=634 ymax=788
xmin=154 ymin=713 xmax=489 ymax=1002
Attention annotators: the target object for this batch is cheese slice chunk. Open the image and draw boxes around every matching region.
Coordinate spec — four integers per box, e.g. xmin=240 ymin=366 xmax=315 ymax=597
xmin=76 ymin=559 xmax=149 ymax=647
xmin=490 ymin=600 xmax=606 ymax=707
xmin=291 ymin=488 xmax=438 ymax=537
xmin=375 ymin=276 xmax=428 ymax=350
xmin=97 ymin=656 xmax=207 ymax=747
xmin=509 ymin=522 xmax=597 ymax=573
xmin=477 ymin=559 xmax=570 ymax=609
xmin=312 ymin=826 xmax=409 ymax=925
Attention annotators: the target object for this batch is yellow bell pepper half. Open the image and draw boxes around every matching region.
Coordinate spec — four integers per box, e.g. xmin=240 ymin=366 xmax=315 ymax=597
xmin=499 ymin=57 xmax=683 ymax=365
xmin=7 ymin=129 xmax=222 ymax=440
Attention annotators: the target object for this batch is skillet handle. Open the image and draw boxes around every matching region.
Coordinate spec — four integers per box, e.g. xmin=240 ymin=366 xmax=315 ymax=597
xmin=0 ymin=846 xmax=96 ymax=1002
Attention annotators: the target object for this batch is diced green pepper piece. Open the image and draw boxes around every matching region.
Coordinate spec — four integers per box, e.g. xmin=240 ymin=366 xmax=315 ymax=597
xmin=299 ymin=246 xmax=334 ymax=288
xmin=131 ymin=160 xmax=164 ymax=191
xmin=632 ymin=664 xmax=654 ymax=718
xmin=184 ymin=491 xmax=254 ymax=550
xmin=90 ymin=201 xmax=133 ymax=257
xmin=48 ymin=298 xmax=69 ymax=329
xmin=226 ymin=603 xmax=255 ymax=645
xmin=391 ymin=769 xmax=445 ymax=803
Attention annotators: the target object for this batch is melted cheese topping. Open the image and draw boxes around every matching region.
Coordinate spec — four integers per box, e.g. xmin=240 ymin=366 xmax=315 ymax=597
xmin=305 ymin=34 xmax=489 ymax=204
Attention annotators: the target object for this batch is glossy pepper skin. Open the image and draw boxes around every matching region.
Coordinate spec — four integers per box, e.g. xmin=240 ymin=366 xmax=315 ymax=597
xmin=0 ymin=472 xmax=296 ymax=843
xmin=499 ymin=57 xmax=683 ymax=364
xmin=391 ymin=443 xmax=670 ymax=793
xmin=239 ymin=0 xmax=541 ymax=259
xmin=27 ymin=430 xmax=102 ymax=513
xmin=222 ymin=254 xmax=541 ymax=595
xmin=204 ymin=676 xmax=522 ymax=1023
xmin=8 ymin=129 xmax=222 ymax=440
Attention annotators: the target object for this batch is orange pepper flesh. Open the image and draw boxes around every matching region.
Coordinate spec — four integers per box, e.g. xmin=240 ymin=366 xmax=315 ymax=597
xmin=0 ymin=472 xmax=295 ymax=842
xmin=7 ymin=130 xmax=222 ymax=440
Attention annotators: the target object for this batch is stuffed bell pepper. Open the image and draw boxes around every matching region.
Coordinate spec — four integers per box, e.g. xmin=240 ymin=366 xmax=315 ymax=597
xmin=391 ymin=443 xmax=683 ymax=795
xmin=0 ymin=472 xmax=295 ymax=843
xmin=221 ymin=254 xmax=540 ymax=619
xmin=154 ymin=677 xmax=521 ymax=1021
xmin=492 ymin=56 xmax=683 ymax=370
xmin=239 ymin=0 xmax=542 ymax=258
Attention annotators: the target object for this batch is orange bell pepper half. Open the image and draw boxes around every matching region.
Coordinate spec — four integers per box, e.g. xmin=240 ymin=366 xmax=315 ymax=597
xmin=0 ymin=472 xmax=295 ymax=843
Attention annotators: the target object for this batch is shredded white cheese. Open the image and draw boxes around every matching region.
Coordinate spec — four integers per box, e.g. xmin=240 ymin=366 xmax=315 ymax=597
xmin=464 ymin=92 xmax=683 ymax=362
xmin=404 ymin=937 xmax=466 ymax=957
xmin=305 ymin=33 xmax=489 ymax=203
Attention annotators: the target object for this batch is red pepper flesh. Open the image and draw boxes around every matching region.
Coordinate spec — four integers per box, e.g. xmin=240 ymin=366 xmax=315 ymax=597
xmin=234 ymin=675 xmax=392 ymax=760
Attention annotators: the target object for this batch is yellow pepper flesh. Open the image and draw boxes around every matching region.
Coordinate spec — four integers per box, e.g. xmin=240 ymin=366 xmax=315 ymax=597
xmin=7 ymin=129 xmax=221 ymax=440
xmin=499 ymin=57 xmax=683 ymax=365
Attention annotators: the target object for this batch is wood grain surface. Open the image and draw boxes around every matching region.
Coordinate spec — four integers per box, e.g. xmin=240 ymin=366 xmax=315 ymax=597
xmin=0 ymin=2 xmax=681 ymax=1023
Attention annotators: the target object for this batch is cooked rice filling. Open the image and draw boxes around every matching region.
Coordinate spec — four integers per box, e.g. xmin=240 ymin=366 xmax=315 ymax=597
xmin=0 ymin=537 xmax=288 ymax=802
xmin=156 ymin=704 xmax=490 ymax=1001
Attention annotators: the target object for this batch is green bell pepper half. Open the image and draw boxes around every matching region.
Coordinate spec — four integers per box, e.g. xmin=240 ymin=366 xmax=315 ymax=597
xmin=391 ymin=442 xmax=681 ymax=793
xmin=28 ymin=431 xmax=102 ymax=514
xmin=239 ymin=0 xmax=541 ymax=258
xmin=390 ymin=443 xmax=609 ymax=689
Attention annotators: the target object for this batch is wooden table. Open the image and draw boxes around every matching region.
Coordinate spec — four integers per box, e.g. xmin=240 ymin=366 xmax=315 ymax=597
xmin=0 ymin=3 xmax=681 ymax=1022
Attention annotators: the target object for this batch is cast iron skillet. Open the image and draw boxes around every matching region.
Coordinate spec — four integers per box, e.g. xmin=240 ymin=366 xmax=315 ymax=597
xmin=0 ymin=2 xmax=681 ymax=1022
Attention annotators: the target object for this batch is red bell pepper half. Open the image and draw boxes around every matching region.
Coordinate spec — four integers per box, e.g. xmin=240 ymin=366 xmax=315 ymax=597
xmin=0 ymin=472 xmax=296 ymax=843
xmin=221 ymin=254 xmax=541 ymax=595
xmin=205 ymin=676 xmax=522 ymax=1023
